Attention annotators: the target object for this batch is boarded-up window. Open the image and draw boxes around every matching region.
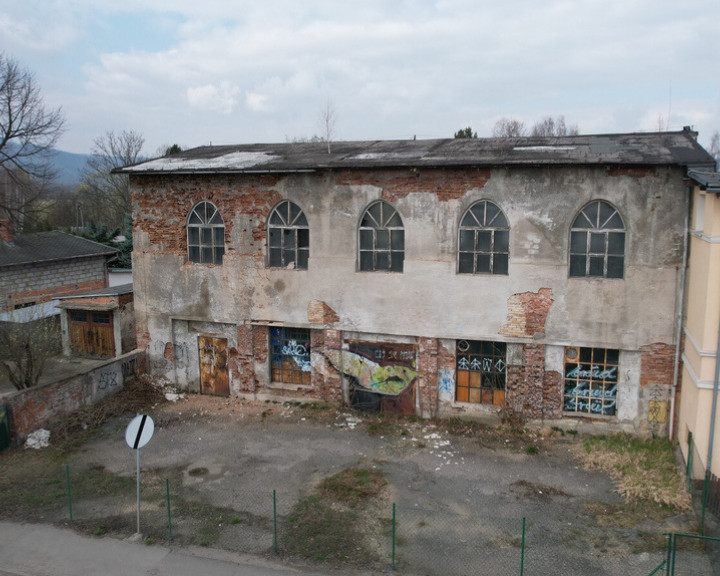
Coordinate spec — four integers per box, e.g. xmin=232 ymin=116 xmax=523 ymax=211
xmin=455 ymin=340 xmax=506 ymax=405
xmin=270 ymin=327 xmax=311 ymax=385
xmin=563 ymin=347 xmax=618 ymax=416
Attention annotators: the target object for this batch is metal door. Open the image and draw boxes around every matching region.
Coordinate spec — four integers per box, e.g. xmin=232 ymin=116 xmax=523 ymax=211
xmin=198 ymin=336 xmax=230 ymax=396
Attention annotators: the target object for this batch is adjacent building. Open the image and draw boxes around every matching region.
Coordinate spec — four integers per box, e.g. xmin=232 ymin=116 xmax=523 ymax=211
xmin=122 ymin=129 xmax=715 ymax=435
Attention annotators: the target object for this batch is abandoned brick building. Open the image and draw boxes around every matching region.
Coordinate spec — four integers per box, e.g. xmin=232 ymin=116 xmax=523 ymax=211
xmin=122 ymin=128 xmax=716 ymax=434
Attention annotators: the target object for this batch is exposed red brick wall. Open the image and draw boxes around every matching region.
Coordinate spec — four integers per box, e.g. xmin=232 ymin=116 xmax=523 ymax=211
xmin=417 ymin=337 xmax=438 ymax=417
xmin=500 ymin=288 xmax=553 ymax=338
xmin=505 ymin=344 xmax=551 ymax=419
xmin=0 ymin=220 xmax=14 ymax=242
xmin=335 ymin=168 xmax=491 ymax=203
xmin=307 ymin=300 xmax=339 ymax=324
xmin=61 ymin=295 xmax=114 ymax=308
xmin=543 ymin=370 xmax=563 ymax=418
xmin=132 ymin=174 xmax=282 ymax=260
xmin=606 ymin=166 xmax=654 ymax=178
xmin=640 ymin=342 xmax=675 ymax=387
xmin=10 ymin=279 xmax=106 ymax=307
xmin=310 ymin=329 xmax=344 ymax=404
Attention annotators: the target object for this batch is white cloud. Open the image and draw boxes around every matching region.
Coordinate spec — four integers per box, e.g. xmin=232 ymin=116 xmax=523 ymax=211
xmin=187 ymin=82 xmax=241 ymax=114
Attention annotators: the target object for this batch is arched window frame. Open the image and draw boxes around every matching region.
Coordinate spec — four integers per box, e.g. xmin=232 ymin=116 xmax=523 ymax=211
xmin=186 ymin=201 xmax=225 ymax=265
xmin=457 ymin=200 xmax=509 ymax=275
xmin=358 ymin=200 xmax=405 ymax=272
xmin=267 ymin=200 xmax=309 ymax=270
xmin=569 ymin=200 xmax=625 ymax=278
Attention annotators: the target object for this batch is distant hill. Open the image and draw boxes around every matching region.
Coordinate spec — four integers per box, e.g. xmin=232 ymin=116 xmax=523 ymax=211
xmin=48 ymin=149 xmax=91 ymax=186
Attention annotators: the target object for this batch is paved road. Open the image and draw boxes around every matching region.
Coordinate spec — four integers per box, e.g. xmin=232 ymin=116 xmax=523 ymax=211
xmin=0 ymin=521 xmax=333 ymax=576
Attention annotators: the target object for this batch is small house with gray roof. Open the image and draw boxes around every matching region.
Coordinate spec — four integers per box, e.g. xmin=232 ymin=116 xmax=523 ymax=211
xmin=121 ymin=127 xmax=715 ymax=436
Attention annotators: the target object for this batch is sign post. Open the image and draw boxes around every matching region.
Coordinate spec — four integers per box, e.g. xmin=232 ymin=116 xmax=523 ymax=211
xmin=125 ymin=414 xmax=154 ymax=536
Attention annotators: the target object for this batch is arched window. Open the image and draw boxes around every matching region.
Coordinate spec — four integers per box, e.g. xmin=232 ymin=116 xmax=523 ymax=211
xmin=187 ymin=201 xmax=225 ymax=264
xmin=358 ymin=200 xmax=404 ymax=272
xmin=569 ymin=200 xmax=625 ymax=278
xmin=458 ymin=200 xmax=509 ymax=275
xmin=268 ymin=201 xmax=309 ymax=269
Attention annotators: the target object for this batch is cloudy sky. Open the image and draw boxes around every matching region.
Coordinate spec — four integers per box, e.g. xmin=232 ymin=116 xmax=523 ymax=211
xmin=3 ymin=0 xmax=719 ymax=155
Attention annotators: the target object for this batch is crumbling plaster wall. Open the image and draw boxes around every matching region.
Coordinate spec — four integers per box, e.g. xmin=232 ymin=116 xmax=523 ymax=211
xmin=131 ymin=165 xmax=686 ymax=417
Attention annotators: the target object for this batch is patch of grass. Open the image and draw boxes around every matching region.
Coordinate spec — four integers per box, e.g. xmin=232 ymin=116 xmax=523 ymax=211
xmin=581 ymin=433 xmax=691 ymax=511
xmin=93 ymin=526 xmax=106 ymax=536
xmin=525 ymin=445 xmax=539 ymax=455
xmin=318 ymin=468 xmax=387 ymax=506
xmin=188 ymin=467 xmax=209 ymax=477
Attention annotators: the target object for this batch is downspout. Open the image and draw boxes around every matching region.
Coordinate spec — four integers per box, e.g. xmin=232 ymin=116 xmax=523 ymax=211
xmin=669 ymin=187 xmax=690 ymax=439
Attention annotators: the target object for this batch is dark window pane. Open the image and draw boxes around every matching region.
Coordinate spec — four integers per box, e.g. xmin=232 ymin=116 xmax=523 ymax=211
xmin=458 ymin=252 xmax=474 ymax=273
xmin=93 ymin=312 xmax=110 ymax=324
xmin=368 ymin=202 xmax=382 ymax=224
xmin=570 ymin=231 xmax=586 ymax=254
xmin=189 ymin=246 xmax=200 ymax=262
xmin=494 ymin=211 xmax=509 ymax=228
xmin=470 ymin=203 xmax=486 ymax=224
xmin=297 ymin=249 xmax=309 ymax=270
xmin=215 ymin=248 xmax=224 ymax=264
xmin=213 ymin=227 xmax=224 ymax=245
xmin=201 ymin=247 xmax=213 ymax=263
xmin=590 ymin=232 xmax=605 ymax=253
xmin=477 ymin=231 xmax=492 ymax=252
xmin=283 ymin=250 xmax=295 ymax=266
xmin=391 ymin=229 xmax=404 ymax=250
xmin=296 ymin=212 xmax=308 ymax=226
xmin=605 ymin=212 xmax=624 ymax=229
xmin=606 ymin=349 xmax=619 ymax=364
xmin=390 ymin=253 xmax=404 ymax=272
xmin=297 ymin=228 xmax=309 ymax=248
xmin=608 ymin=232 xmax=625 ymax=255
xmin=376 ymin=252 xmax=390 ymax=270
xmin=607 ymin=256 xmax=624 ymax=278
xmin=269 ymin=229 xmax=281 ymax=247
xmin=579 ymin=348 xmax=592 ymax=362
xmin=493 ymin=254 xmax=508 ymax=275
xmin=360 ymin=251 xmax=374 ymax=271
xmin=269 ymin=247 xmax=282 ymax=267
xmin=290 ymin=202 xmax=301 ymax=222
xmin=569 ymin=254 xmax=586 ymax=276
xmin=70 ymin=311 xmax=87 ymax=322
xmin=589 ymin=256 xmax=604 ymax=276
xmin=583 ymin=202 xmax=599 ymax=226
xmin=494 ymin=230 xmax=509 ymax=252
xmin=476 ymin=254 xmax=491 ymax=273
xmin=269 ymin=211 xmax=283 ymax=225
xmin=209 ymin=211 xmax=223 ymax=225
xmin=461 ymin=212 xmax=477 ymax=227
xmin=201 ymin=227 xmax=212 ymax=244
xmin=485 ymin=202 xmax=499 ymax=224
xmin=188 ymin=211 xmax=202 ymax=224
xmin=282 ymin=228 xmax=296 ymax=249
xmin=386 ymin=211 xmax=402 ymax=228
xmin=188 ymin=227 xmax=199 ymax=245
xmin=376 ymin=229 xmax=389 ymax=249
xmin=359 ymin=229 xmax=373 ymax=250
xmin=598 ymin=201 xmax=615 ymax=225
xmin=459 ymin=229 xmax=475 ymax=251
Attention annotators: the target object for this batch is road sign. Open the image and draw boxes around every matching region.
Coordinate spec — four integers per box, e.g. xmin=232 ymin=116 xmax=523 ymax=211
xmin=125 ymin=414 xmax=154 ymax=450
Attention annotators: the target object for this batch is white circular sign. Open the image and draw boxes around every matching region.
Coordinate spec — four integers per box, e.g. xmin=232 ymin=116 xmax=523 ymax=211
xmin=125 ymin=414 xmax=155 ymax=450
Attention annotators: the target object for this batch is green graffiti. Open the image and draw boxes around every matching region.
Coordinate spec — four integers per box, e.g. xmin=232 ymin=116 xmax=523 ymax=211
xmin=321 ymin=349 xmax=416 ymax=395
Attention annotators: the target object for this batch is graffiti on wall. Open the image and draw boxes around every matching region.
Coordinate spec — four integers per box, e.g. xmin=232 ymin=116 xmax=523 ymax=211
xmin=97 ymin=370 xmax=119 ymax=391
xmin=320 ymin=342 xmax=417 ymax=395
xmin=438 ymin=368 xmax=454 ymax=399
xmin=150 ymin=340 xmax=190 ymax=371
xmin=563 ymin=364 xmax=618 ymax=416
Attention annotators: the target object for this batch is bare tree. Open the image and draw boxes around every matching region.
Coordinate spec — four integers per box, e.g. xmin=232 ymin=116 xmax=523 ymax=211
xmin=0 ymin=54 xmax=65 ymax=231
xmin=0 ymin=312 xmax=60 ymax=390
xmin=80 ymin=130 xmax=145 ymax=228
xmin=530 ymin=116 xmax=579 ymax=137
xmin=710 ymin=131 xmax=719 ymax=169
xmin=492 ymin=118 xmax=527 ymax=138
xmin=319 ymin=100 xmax=336 ymax=154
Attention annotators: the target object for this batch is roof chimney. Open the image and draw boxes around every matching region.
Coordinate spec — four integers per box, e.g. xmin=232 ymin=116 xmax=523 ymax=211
xmin=0 ymin=220 xmax=14 ymax=243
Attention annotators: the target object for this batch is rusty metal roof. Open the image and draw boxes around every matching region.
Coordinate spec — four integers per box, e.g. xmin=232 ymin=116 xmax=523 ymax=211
xmin=119 ymin=129 xmax=715 ymax=175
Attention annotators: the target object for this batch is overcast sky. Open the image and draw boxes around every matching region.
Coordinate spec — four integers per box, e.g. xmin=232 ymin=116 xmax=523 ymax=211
xmin=3 ymin=1 xmax=719 ymax=155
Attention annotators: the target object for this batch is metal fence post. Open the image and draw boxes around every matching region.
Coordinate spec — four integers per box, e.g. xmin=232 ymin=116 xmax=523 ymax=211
xmin=273 ymin=489 xmax=277 ymax=553
xmin=166 ymin=478 xmax=172 ymax=541
xmin=392 ymin=503 xmax=396 ymax=571
xmin=687 ymin=432 xmax=693 ymax=492
xmin=65 ymin=465 xmax=73 ymax=522
xmin=520 ymin=517 xmax=526 ymax=576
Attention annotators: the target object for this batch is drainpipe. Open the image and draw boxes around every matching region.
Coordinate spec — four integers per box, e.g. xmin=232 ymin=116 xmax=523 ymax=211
xmin=669 ymin=189 xmax=690 ymax=440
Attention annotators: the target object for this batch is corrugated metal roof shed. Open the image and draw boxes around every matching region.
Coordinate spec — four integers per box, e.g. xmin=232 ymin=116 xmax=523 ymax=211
xmin=0 ymin=231 xmax=118 ymax=268
xmin=119 ymin=129 xmax=715 ymax=175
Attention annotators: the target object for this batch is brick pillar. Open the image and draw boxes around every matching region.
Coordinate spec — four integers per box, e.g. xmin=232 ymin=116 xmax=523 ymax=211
xmin=418 ymin=337 xmax=439 ymax=418
xmin=310 ymin=329 xmax=343 ymax=406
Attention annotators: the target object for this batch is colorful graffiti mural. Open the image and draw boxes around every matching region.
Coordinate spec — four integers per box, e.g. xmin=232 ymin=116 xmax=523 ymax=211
xmin=321 ymin=347 xmax=416 ymax=395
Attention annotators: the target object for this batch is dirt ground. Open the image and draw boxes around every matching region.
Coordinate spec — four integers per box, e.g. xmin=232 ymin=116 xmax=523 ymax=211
xmin=66 ymin=394 xmax=701 ymax=576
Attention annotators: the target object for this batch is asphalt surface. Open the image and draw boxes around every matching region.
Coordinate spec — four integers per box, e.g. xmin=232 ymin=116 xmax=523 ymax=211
xmin=0 ymin=521 xmax=334 ymax=576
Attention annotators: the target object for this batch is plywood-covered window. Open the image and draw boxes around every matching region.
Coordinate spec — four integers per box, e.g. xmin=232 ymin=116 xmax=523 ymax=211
xmin=187 ymin=201 xmax=225 ymax=265
xmin=270 ymin=327 xmax=311 ymax=385
xmin=455 ymin=340 xmax=506 ymax=405
xmin=563 ymin=346 xmax=619 ymax=416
